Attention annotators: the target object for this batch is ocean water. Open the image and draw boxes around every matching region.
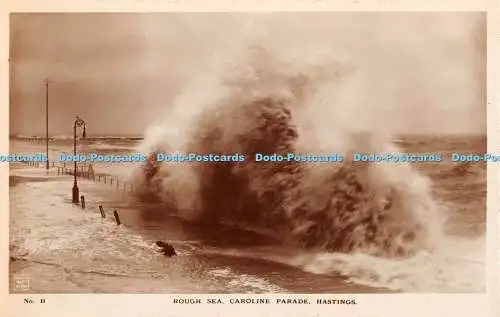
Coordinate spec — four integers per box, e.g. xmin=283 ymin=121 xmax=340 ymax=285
xmin=9 ymin=134 xmax=486 ymax=293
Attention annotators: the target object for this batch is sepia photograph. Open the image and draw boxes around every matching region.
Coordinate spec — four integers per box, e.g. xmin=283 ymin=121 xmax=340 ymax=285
xmin=8 ymin=12 xmax=486 ymax=294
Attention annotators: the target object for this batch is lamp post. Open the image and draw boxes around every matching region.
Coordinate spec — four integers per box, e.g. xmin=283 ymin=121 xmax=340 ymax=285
xmin=45 ymin=79 xmax=49 ymax=170
xmin=72 ymin=116 xmax=86 ymax=204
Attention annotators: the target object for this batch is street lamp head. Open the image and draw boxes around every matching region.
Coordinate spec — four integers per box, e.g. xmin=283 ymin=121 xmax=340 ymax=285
xmin=82 ymin=126 xmax=87 ymax=138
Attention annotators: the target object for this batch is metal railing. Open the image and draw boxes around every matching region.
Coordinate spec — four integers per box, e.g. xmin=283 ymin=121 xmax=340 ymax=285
xmin=11 ymin=160 xmax=135 ymax=193
xmin=56 ymin=163 xmax=135 ymax=193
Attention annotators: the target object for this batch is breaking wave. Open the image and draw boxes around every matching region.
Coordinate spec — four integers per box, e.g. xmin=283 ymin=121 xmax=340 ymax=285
xmin=131 ymin=45 xmax=445 ymax=260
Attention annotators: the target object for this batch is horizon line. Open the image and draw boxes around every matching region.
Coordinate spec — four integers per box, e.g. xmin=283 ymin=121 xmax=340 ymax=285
xmin=8 ymin=132 xmax=486 ymax=139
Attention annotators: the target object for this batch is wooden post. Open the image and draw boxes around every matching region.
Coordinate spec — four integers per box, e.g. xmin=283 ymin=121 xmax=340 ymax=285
xmin=99 ymin=205 xmax=105 ymax=218
xmin=113 ymin=210 xmax=121 ymax=225
xmin=111 ymin=177 xmax=113 ymax=185
xmin=80 ymin=196 xmax=85 ymax=209
xmin=117 ymin=179 xmax=119 ymax=188
xmin=104 ymin=176 xmax=107 ymax=184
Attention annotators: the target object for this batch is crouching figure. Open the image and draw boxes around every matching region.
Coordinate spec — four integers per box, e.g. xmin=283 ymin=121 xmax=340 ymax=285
xmin=155 ymin=241 xmax=177 ymax=257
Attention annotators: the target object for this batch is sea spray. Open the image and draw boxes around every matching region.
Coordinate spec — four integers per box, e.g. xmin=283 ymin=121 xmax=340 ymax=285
xmin=131 ymin=45 xmax=444 ymax=258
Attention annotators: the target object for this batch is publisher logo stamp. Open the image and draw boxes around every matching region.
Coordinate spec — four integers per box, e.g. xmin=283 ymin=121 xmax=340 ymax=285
xmin=13 ymin=274 xmax=30 ymax=291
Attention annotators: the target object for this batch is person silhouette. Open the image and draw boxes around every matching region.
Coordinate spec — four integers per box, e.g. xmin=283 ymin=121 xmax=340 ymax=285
xmin=87 ymin=163 xmax=95 ymax=179
xmin=155 ymin=241 xmax=177 ymax=257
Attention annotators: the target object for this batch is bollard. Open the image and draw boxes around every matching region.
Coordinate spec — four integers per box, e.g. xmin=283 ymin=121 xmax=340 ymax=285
xmin=98 ymin=205 xmax=106 ymax=218
xmin=113 ymin=210 xmax=121 ymax=225
xmin=81 ymin=196 xmax=86 ymax=209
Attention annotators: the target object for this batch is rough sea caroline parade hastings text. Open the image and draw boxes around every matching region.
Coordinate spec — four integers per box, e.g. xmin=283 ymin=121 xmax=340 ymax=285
xmin=172 ymin=297 xmax=357 ymax=305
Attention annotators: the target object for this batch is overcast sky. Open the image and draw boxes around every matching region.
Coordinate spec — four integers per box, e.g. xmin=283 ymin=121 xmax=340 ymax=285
xmin=9 ymin=12 xmax=486 ymax=136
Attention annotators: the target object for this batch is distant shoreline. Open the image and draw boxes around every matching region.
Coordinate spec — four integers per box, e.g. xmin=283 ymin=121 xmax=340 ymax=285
xmin=8 ymin=133 xmax=485 ymax=142
xmin=9 ymin=135 xmax=144 ymax=141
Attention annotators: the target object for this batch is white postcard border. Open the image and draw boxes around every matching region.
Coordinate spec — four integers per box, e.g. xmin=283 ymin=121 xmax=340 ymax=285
xmin=1 ymin=1 xmax=498 ymax=317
